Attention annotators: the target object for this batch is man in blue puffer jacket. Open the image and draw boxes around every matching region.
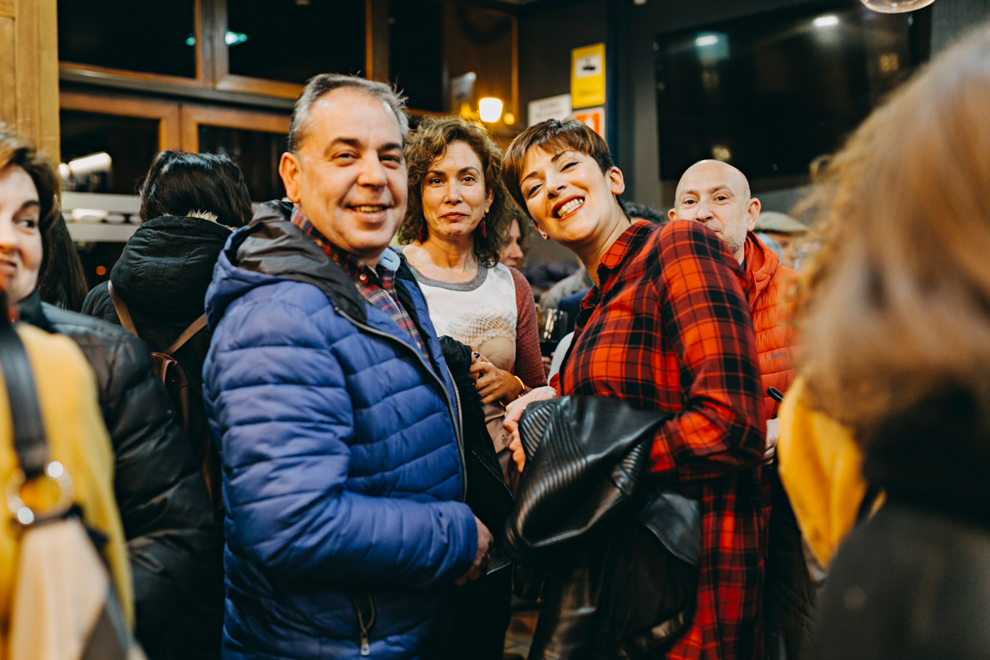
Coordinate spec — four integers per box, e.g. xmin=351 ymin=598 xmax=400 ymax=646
xmin=202 ymin=74 xmax=491 ymax=660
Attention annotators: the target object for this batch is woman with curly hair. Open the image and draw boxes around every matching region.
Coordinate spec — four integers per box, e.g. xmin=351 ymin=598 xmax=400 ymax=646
xmin=398 ymin=115 xmax=545 ymax=660
xmin=399 ymin=115 xmax=546 ymax=462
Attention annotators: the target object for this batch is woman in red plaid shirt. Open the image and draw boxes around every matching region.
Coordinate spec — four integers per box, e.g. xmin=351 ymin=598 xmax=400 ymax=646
xmin=501 ymin=120 xmax=767 ymax=660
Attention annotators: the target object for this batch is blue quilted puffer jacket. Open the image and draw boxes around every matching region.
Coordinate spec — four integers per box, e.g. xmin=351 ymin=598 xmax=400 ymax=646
xmin=202 ymin=202 xmax=477 ymax=660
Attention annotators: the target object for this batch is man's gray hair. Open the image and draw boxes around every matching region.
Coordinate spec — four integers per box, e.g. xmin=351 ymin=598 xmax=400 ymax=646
xmin=287 ymin=74 xmax=409 ymax=153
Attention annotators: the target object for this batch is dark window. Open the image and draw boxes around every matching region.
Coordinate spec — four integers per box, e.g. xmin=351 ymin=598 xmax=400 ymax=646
xmin=389 ymin=0 xmax=444 ymax=112
xmin=60 ymin=110 xmax=160 ymax=195
xmin=58 ymin=0 xmax=196 ymax=78
xmin=227 ymin=0 xmax=365 ymax=84
xmin=654 ymin=2 xmax=929 ymax=184
xmin=198 ymin=126 xmax=286 ymax=202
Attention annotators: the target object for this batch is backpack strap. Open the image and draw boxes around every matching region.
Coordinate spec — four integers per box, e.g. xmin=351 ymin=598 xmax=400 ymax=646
xmin=0 ymin=321 xmax=49 ymax=479
xmin=106 ymin=281 xmax=139 ymax=338
xmin=166 ymin=315 xmax=207 ymax=354
xmin=108 ymin=280 xmax=206 ymax=353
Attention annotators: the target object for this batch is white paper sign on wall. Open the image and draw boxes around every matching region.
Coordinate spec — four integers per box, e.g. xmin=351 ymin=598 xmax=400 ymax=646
xmin=527 ymin=94 xmax=572 ymax=127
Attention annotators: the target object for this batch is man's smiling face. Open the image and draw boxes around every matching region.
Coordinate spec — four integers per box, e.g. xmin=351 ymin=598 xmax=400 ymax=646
xmin=668 ymin=160 xmax=759 ymax=263
xmin=280 ymin=88 xmax=408 ymax=265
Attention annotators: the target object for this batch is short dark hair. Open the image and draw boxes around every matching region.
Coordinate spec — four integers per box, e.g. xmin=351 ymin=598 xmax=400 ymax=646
xmin=288 ymin=74 xmax=409 ymax=153
xmin=622 ymin=201 xmax=667 ymax=225
xmin=398 ymin=116 xmax=511 ymax=268
xmin=139 ymin=151 xmax=253 ymax=227
xmin=502 ymin=119 xmax=615 ymax=211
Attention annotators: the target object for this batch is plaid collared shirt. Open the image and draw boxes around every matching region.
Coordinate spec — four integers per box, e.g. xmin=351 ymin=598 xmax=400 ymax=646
xmin=560 ymin=220 xmax=766 ymax=660
xmin=290 ymin=207 xmax=431 ymax=362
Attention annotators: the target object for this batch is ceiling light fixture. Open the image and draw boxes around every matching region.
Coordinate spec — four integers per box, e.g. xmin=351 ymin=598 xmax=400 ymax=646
xmin=860 ymin=0 xmax=936 ymax=13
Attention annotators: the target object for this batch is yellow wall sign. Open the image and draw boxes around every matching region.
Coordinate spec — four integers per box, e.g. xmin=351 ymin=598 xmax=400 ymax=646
xmin=571 ymin=43 xmax=606 ymax=109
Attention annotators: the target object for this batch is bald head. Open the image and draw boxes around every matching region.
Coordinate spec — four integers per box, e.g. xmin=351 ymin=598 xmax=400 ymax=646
xmin=668 ymin=160 xmax=760 ymax=263
xmin=676 ymin=160 xmax=751 ymax=201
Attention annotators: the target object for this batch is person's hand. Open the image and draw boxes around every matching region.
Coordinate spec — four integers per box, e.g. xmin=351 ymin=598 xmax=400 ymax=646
xmin=503 ymin=386 xmax=558 ymax=472
xmin=469 ymin=356 xmax=524 ymax=405
xmin=455 ymin=515 xmax=493 ymax=586
xmin=764 ymin=418 xmax=781 ymax=461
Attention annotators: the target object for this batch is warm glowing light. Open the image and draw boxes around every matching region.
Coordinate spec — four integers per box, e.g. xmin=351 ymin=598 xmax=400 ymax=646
xmin=503 ymin=112 xmax=516 ymax=126
xmin=814 ymin=15 xmax=840 ymax=27
xmin=860 ymin=0 xmax=936 ymax=13
xmin=479 ymin=97 xmax=504 ymax=123
xmin=712 ymin=145 xmax=731 ymax=162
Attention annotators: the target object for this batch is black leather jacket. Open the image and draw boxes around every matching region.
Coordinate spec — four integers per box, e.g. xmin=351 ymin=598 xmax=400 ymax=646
xmin=508 ymin=395 xmax=701 ymax=660
xmin=19 ymin=292 xmax=222 ymax=658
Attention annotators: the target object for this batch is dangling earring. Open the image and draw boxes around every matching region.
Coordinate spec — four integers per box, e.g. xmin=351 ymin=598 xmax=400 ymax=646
xmin=480 ymin=217 xmax=488 ymax=238
xmin=418 ymin=222 xmax=428 ymax=243
xmin=541 ymin=232 xmax=550 ymax=241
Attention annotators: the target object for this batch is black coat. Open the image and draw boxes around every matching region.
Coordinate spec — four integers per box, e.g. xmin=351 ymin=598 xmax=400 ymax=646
xmin=20 ymin=292 xmax=222 ymax=659
xmin=82 ymin=215 xmax=231 ymax=456
xmin=811 ymin=390 xmax=990 ymax=660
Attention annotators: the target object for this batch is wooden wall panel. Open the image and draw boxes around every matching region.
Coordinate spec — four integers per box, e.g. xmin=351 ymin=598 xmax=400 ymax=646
xmin=0 ymin=0 xmax=58 ymax=159
xmin=0 ymin=18 xmax=15 ymax=126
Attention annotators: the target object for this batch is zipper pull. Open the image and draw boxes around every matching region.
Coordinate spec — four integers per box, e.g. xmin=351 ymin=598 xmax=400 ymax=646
xmin=360 ymin=631 xmax=370 ymax=656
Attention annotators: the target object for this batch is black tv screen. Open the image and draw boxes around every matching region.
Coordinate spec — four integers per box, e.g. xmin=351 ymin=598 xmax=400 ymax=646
xmin=654 ymin=2 xmax=929 ymax=183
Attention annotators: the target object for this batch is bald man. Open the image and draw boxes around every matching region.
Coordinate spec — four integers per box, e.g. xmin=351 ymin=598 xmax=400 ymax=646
xmin=669 ymin=160 xmax=797 ymax=422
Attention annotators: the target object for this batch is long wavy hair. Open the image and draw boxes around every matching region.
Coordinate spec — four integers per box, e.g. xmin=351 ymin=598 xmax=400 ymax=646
xmin=800 ymin=25 xmax=990 ymax=442
xmin=397 ymin=116 xmax=511 ymax=268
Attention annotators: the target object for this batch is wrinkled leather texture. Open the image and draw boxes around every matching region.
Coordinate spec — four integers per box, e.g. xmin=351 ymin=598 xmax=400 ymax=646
xmin=507 ymin=396 xmax=666 ymax=557
xmin=19 ymin=292 xmax=221 ymax=659
xmin=506 ymin=395 xmax=701 ymax=659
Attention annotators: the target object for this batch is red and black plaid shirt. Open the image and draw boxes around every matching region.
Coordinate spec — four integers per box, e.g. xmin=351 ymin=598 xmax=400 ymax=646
xmin=291 ymin=207 xmax=431 ymax=362
xmin=560 ymin=220 xmax=766 ymax=660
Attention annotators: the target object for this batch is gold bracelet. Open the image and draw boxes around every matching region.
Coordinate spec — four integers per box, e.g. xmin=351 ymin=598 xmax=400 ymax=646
xmin=512 ymin=375 xmax=526 ymax=400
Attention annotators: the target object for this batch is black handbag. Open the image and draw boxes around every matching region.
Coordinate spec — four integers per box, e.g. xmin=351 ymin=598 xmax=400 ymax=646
xmin=506 ymin=395 xmax=702 ymax=660
xmin=0 ymin=317 xmax=145 ymax=659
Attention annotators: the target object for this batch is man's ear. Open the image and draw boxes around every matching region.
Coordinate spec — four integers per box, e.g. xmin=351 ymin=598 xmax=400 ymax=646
xmin=608 ymin=167 xmax=626 ymax=196
xmin=279 ymin=152 xmax=302 ymax=204
xmin=746 ymin=197 xmax=761 ymax=231
xmin=668 ymin=208 xmax=677 ymax=222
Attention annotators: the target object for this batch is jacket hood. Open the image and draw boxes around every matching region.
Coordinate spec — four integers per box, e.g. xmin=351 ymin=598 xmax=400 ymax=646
xmin=743 ymin=231 xmax=781 ymax=306
xmin=206 ymin=201 xmax=377 ymax=330
xmin=110 ymin=215 xmax=232 ymax=321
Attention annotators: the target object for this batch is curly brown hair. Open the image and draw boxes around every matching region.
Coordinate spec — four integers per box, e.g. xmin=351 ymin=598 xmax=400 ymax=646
xmin=398 ymin=116 xmax=510 ymax=268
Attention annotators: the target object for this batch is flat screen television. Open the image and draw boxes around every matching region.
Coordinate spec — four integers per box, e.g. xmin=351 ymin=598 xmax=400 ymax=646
xmin=654 ymin=1 xmax=930 ymax=186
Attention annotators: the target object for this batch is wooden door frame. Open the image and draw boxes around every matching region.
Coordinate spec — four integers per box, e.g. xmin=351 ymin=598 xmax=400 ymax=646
xmin=179 ymin=105 xmax=290 ymax=153
xmin=59 ymin=91 xmax=183 ymax=153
